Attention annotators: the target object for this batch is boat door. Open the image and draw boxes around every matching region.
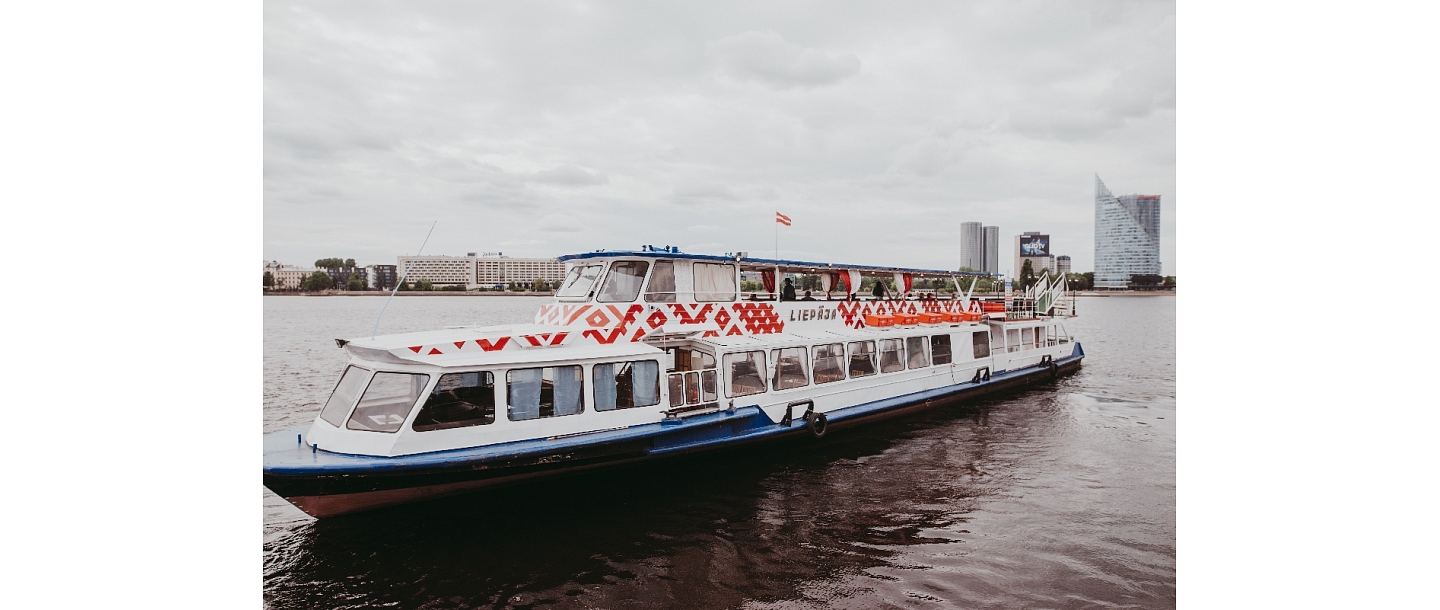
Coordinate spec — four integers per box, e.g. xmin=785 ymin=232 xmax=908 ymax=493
xmin=663 ymin=346 xmax=719 ymax=414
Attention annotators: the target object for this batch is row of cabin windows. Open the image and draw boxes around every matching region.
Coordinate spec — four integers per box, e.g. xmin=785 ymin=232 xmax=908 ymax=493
xmin=723 ymin=331 xmax=992 ymax=398
xmin=556 ymin=260 xmax=736 ymax=303
xmin=318 ymin=330 xmax=1004 ymax=434
xmin=1000 ymin=325 xmax=1064 ymax=353
xmin=318 ymin=359 xmax=668 ymax=434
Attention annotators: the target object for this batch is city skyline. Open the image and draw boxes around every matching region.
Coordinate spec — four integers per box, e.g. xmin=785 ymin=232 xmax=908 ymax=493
xmin=264 ymin=2 xmax=1175 ymax=276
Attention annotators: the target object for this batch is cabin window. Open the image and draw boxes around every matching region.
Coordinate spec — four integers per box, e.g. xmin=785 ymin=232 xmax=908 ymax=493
xmin=812 ymin=343 xmax=846 ymax=384
xmin=347 ymin=372 xmax=430 ymax=433
xmin=1005 ymin=329 xmax=1020 ymax=353
xmin=931 ymin=335 xmax=952 ymax=365
xmin=906 ymin=337 xmax=929 ymax=369
xmin=507 ymin=366 xmax=584 ymax=421
xmin=555 ymin=264 xmax=604 ymax=300
xmin=1057 ymin=324 xmax=1070 ymax=344
xmin=1021 ymin=328 xmax=1035 ymax=350
xmin=878 ymin=339 xmax=905 ymax=373
xmin=693 ymin=263 xmax=737 ymax=302
xmin=1047 ymin=325 xmax=1057 ymax=346
xmin=770 ymin=347 xmax=809 ymax=390
xmin=320 ymin=366 xmax=370 ymax=427
xmin=972 ymin=331 xmax=991 ymax=359
xmin=645 ymin=261 xmax=676 ymax=302
xmin=725 ymin=351 xmax=767 ymax=397
xmin=594 ymin=360 xmax=660 ymax=411
xmin=413 ymin=372 xmax=495 ymax=432
xmin=597 ymin=261 xmax=650 ymax=303
xmin=847 ymin=341 xmax=877 ymax=377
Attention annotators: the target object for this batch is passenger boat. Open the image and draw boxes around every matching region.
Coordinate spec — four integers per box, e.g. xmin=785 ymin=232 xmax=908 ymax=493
xmin=263 ymin=247 xmax=1083 ymax=518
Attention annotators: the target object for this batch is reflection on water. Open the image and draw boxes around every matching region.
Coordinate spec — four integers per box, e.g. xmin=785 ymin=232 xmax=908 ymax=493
xmin=264 ymin=295 xmax=1175 ymax=608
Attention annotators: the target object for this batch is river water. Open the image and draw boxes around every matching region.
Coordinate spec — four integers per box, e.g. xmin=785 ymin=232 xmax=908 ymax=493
xmin=263 ymin=295 xmax=1175 ymax=609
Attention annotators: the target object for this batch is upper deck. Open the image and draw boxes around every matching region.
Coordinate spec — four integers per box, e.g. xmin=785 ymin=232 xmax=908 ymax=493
xmin=338 ymin=246 xmax=1072 ymax=367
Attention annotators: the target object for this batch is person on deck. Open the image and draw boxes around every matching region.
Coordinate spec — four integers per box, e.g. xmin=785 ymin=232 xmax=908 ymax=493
xmin=781 ymin=278 xmax=797 ymax=301
xmin=871 ymin=281 xmax=887 ymax=300
xmin=800 ymin=290 xmax=815 ymax=301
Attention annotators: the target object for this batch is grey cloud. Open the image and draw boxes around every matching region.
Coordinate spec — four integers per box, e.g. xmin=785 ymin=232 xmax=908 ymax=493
xmin=529 ymin=165 xmax=610 ymax=186
xmin=538 ymin=213 xmax=583 ymax=232
xmin=672 ymin=184 xmax=739 ymax=205
xmin=706 ymin=31 xmax=860 ymax=89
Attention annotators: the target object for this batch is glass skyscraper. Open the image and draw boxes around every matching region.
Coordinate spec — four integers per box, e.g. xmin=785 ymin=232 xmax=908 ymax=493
xmin=959 ymin=222 xmax=1001 ymax=275
xmin=1094 ymin=175 xmax=1161 ymax=289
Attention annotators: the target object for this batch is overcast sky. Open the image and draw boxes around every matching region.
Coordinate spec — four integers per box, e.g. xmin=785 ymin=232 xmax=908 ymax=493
xmin=264 ymin=1 xmax=1175 ymax=276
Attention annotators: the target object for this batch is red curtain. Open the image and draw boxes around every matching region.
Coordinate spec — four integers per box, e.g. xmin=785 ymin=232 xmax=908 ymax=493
xmin=830 ymin=272 xmax=844 ymax=293
xmin=761 ymin=270 xmax=776 ymax=293
xmin=901 ymin=273 xmax=913 ymax=293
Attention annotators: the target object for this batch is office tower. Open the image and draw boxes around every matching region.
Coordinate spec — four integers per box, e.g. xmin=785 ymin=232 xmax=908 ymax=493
xmin=1094 ymin=175 xmax=1161 ymax=289
xmin=982 ymin=226 xmax=999 ymax=275
xmin=959 ymin=222 xmax=984 ymax=271
xmin=1056 ymin=255 xmax=1071 ymax=276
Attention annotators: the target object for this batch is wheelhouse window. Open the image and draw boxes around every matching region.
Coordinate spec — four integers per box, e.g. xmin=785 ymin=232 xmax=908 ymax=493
xmin=812 ymin=343 xmax=845 ymax=384
xmin=645 ymin=261 xmax=676 ymax=302
xmin=508 ymin=366 xmax=584 ymax=421
xmin=725 ymin=351 xmax=767 ymax=397
xmin=931 ymin=335 xmax=952 ymax=365
xmin=320 ymin=366 xmax=370 ymax=427
xmin=847 ymin=341 xmax=877 ymax=377
xmin=665 ymin=348 xmax=716 ymax=407
xmin=972 ymin=331 xmax=991 ymax=359
xmin=346 ymin=372 xmax=430 ymax=433
xmin=594 ymin=360 xmax=660 ymax=411
xmin=555 ymin=264 xmax=604 ymax=300
xmin=413 ymin=372 xmax=495 ymax=432
xmin=597 ymin=261 xmax=650 ymax=303
xmin=770 ymin=347 xmax=809 ymax=390
xmin=905 ymin=337 xmax=929 ymax=369
xmin=693 ymin=263 xmax=737 ymax=302
xmin=878 ymin=338 xmax=905 ymax=373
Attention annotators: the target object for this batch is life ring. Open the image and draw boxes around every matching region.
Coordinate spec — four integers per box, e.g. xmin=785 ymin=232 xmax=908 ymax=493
xmin=805 ymin=411 xmax=828 ymax=439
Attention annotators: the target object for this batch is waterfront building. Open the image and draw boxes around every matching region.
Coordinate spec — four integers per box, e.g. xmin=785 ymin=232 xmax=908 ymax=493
xmin=367 ymin=265 xmax=397 ymax=291
xmin=1094 ymin=176 xmax=1161 ymax=289
xmin=1014 ymin=232 xmax=1056 ymax=276
xmin=263 ymin=261 xmax=317 ymax=290
xmin=959 ymin=222 xmax=1001 ymax=275
xmin=982 ymin=226 xmax=999 ymax=275
xmin=323 ymin=266 xmax=367 ymax=289
xmin=959 ymin=222 xmax=983 ymax=271
xmin=474 ymin=253 xmax=567 ymax=287
xmin=1055 ymin=255 xmax=1071 ymax=276
xmin=396 ymin=253 xmax=566 ymax=289
xmin=396 ymin=255 xmax=476 ymax=288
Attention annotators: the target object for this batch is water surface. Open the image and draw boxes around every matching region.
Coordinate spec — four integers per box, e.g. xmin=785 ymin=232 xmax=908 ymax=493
xmin=264 ymin=294 xmax=1175 ymax=609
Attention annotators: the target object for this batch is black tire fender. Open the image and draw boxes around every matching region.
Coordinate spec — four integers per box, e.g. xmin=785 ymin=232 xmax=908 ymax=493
xmin=805 ymin=411 xmax=828 ymax=439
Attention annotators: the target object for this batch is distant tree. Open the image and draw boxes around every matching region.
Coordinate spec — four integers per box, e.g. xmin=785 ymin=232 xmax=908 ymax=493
xmin=314 ymin=257 xmax=346 ymax=269
xmin=532 ymin=278 xmax=548 ymax=292
xmin=958 ymin=266 xmax=977 ymax=273
xmin=1164 ymin=276 xmax=1176 ymax=290
xmin=344 ymin=258 xmax=357 ymax=268
xmin=798 ymin=275 xmax=822 ymax=291
xmin=263 ymin=271 xmax=274 ymax=288
xmin=740 ymin=279 xmax=763 ymax=292
xmin=303 ymin=271 xmax=333 ymax=291
xmin=397 ymin=280 xmax=411 ymax=291
xmin=1082 ymin=272 xmax=1095 ymax=289
xmin=415 ymin=279 xmax=433 ymax=291
xmin=440 ymin=285 xmax=466 ymax=292
xmin=347 ymin=275 xmax=365 ymax=291
xmin=1063 ymin=272 xmax=1090 ymax=290
xmin=1019 ymin=260 xmax=1037 ymax=291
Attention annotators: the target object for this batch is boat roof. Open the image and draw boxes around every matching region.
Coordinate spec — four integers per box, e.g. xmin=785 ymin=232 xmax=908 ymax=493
xmin=557 ymin=248 xmax=987 ymax=277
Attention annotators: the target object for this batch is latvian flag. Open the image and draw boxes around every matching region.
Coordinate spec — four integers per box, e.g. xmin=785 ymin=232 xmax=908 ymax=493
xmin=775 ymin=211 xmax=791 ymax=226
